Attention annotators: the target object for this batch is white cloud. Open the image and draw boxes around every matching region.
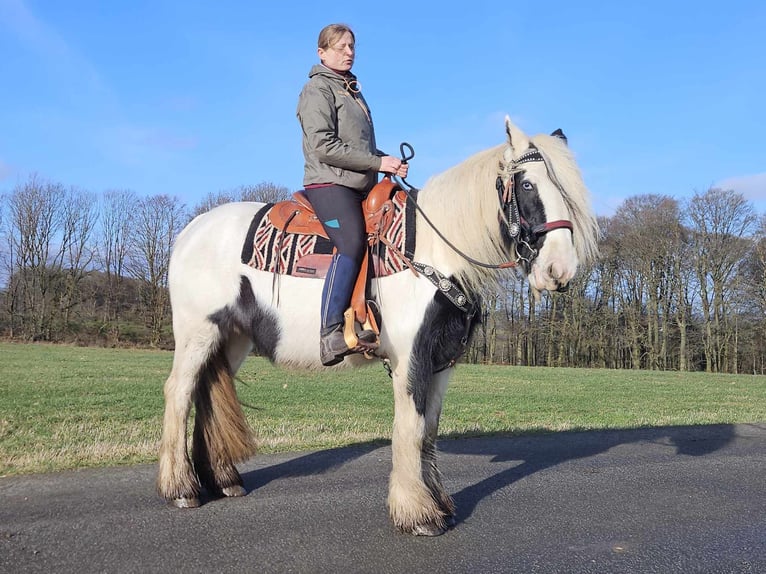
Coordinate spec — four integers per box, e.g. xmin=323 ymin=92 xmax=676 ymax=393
xmin=716 ymin=173 xmax=766 ymax=201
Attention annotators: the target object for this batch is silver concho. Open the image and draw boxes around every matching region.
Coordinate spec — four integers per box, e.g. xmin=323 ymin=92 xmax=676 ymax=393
xmin=423 ymin=266 xmax=434 ymax=276
xmin=439 ymin=279 xmax=451 ymax=292
xmin=456 ymin=294 xmax=467 ymax=306
xmin=509 ymin=222 xmax=520 ymax=237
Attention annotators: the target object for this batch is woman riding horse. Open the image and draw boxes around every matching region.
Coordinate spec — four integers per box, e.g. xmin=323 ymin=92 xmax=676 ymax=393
xmin=297 ymin=23 xmax=408 ymax=366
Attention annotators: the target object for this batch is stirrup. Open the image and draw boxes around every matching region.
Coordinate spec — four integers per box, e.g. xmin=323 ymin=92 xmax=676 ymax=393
xmin=343 ymin=308 xmax=379 ymax=351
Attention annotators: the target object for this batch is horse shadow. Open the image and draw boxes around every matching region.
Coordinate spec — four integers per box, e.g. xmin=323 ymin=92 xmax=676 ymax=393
xmin=240 ymin=439 xmax=389 ymax=493
xmin=440 ymin=423 xmax=738 ymax=526
xmin=237 ymin=424 xmax=738 ymax=525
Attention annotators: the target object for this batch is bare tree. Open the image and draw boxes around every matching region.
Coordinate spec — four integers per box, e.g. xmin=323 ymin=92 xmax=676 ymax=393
xmin=0 ymin=192 xmax=12 ymax=336
xmin=737 ymin=215 xmax=766 ymax=373
xmin=3 ymin=175 xmax=67 ymax=339
xmin=97 ymin=189 xmax=138 ymax=341
xmin=750 ymin=215 xmax=766 ymax=318
xmin=190 ymin=182 xmax=291 ymax=219
xmin=127 ymin=194 xmax=187 ymax=346
xmin=190 ymin=190 xmax=237 ymax=219
xmin=239 ymin=182 xmax=291 ymax=204
xmin=686 ymin=188 xmax=756 ymax=372
xmin=56 ymin=187 xmax=98 ymax=331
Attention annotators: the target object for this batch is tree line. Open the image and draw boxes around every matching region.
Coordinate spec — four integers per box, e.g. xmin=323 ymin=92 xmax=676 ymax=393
xmin=467 ymin=188 xmax=766 ymax=374
xmin=0 ymin=176 xmax=289 ymax=347
xmin=1 ymin=175 xmax=765 ymax=373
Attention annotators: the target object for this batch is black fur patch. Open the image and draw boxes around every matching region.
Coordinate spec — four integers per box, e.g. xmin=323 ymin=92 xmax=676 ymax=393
xmin=407 ymin=288 xmax=480 ymax=416
xmin=514 ymin=170 xmax=548 ymax=272
xmin=208 ymin=275 xmax=280 ymax=361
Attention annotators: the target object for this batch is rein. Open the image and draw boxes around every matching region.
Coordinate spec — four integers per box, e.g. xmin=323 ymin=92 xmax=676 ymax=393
xmin=396 ymin=181 xmax=517 ymax=270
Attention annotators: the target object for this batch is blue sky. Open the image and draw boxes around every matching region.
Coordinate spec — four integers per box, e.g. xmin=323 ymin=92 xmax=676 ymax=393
xmin=1 ymin=0 xmax=764 ymax=216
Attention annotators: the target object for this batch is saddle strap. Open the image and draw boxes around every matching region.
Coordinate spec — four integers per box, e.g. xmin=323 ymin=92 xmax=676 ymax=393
xmin=351 ymin=248 xmax=370 ymax=324
xmin=377 ymin=234 xmax=420 ymax=277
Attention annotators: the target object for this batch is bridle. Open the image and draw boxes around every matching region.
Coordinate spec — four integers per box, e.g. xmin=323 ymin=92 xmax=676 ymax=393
xmin=496 ymin=148 xmax=574 ymax=266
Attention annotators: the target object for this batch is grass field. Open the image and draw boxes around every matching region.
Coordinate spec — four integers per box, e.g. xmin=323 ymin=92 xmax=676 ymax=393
xmin=1 ymin=341 xmax=765 ymax=477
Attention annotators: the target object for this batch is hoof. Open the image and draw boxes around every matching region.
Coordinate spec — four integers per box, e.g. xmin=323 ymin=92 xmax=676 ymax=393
xmin=169 ymin=497 xmax=200 ymax=509
xmin=409 ymin=522 xmax=447 ymax=537
xmin=221 ymin=485 xmax=246 ymax=498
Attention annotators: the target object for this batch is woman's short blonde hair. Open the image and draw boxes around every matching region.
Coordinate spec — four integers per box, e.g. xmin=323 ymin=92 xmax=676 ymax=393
xmin=317 ymin=23 xmax=355 ymax=50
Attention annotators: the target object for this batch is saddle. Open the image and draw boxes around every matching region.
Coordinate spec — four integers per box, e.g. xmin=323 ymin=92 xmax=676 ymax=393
xmin=268 ymin=177 xmax=406 ymax=347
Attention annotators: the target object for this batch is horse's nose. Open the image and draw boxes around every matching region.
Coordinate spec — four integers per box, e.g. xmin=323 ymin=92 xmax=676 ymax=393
xmin=548 ymin=263 xmax=572 ymax=292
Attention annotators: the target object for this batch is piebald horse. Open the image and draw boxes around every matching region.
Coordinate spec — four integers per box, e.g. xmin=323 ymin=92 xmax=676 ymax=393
xmin=158 ymin=117 xmax=600 ymax=535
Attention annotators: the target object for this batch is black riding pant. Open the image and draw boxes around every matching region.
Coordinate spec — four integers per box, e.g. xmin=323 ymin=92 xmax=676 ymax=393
xmin=303 ymin=184 xmax=366 ymax=262
xmin=304 ymin=185 xmax=367 ymax=331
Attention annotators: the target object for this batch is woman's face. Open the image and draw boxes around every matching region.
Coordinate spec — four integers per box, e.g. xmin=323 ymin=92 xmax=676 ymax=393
xmin=318 ymin=31 xmax=355 ymax=72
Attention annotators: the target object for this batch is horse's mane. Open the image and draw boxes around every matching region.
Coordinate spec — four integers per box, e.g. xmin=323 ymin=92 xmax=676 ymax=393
xmin=415 ymin=144 xmax=510 ymax=294
xmin=415 ymin=133 xmax=599 ymax=296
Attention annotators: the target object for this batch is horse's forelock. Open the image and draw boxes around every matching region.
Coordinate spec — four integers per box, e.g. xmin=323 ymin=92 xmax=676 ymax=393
xmin=529 ymin=134 xmax=600 ymax=265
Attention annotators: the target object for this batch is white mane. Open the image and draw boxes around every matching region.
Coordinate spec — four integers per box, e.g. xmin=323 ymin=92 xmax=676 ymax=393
xmin=414 ymin=144 xmax=509 ymax=294
xmin=414 ymin=125 xmax=599 ymax=296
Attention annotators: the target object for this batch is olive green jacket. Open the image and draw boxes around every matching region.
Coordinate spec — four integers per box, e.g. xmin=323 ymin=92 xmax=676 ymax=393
xmin=297 ymin=65 xmax=383 ymax=191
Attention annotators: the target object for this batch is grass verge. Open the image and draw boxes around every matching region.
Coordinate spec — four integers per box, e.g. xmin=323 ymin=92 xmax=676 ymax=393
xmin=1 ymin=342 xmax=765 ymax=476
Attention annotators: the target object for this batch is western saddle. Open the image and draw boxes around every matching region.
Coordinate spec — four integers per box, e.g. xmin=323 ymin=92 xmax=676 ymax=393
xmin=267 ymin=176 xmax=406 ymax=352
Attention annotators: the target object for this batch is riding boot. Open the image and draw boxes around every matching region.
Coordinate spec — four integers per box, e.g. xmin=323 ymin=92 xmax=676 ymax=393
xmin=319 ymin=253 xmax=375 ymax=366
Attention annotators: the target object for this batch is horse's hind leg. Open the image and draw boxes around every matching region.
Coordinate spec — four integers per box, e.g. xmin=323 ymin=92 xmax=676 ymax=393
xmin=158 ymin=321 xmax=221 ymax=507
xmin=191 ymin=331 xmax=256 ymax=498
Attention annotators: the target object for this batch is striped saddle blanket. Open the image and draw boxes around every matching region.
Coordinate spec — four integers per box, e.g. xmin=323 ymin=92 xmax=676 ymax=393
xmin=241 ymin=189 xmax=417 ymax=279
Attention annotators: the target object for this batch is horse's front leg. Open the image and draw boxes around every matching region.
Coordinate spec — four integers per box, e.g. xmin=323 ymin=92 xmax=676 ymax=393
xmin=422 ymin=368 xmax=456 ymax=522
xmin=388 ymin=364 xmax=453 ymax=536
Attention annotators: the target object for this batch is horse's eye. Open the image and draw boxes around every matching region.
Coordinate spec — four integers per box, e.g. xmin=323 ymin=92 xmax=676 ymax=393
xmin=521 ymin=181 xmax=534 ymax=191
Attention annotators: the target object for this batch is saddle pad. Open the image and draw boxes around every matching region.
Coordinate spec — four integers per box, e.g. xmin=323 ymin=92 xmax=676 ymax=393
xmin=241 ymin=190 xmax=417 ymax=279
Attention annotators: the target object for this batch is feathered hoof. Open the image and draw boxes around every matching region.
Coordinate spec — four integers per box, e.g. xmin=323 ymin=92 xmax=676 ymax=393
xmin=169 ymin=497 xmax=200 ymax=508
xmin=221 ymin=485 xmax=246 ymax=497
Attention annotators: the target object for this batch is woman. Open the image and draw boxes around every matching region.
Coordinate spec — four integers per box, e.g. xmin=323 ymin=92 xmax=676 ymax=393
xmin=297 ymin=23 xmax=408 ymax=366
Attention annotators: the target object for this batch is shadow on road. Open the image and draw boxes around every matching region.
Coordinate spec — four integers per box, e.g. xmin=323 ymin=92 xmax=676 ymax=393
xmin=440 ymin=424 xmax=738 ymax=526
xmin=238 ymin=424 xmax=737 ymax=525
xmin=241 ymin=439 xmax=389 ymax=492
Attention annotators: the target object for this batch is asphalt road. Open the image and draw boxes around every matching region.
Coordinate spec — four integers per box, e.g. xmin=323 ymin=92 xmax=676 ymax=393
xmin=2 ymin=424 xmax=765 ymax=574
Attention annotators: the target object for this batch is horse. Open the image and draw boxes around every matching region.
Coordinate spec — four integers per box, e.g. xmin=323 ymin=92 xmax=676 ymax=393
xmin=157 ymin=116 xmax=600 ymax=536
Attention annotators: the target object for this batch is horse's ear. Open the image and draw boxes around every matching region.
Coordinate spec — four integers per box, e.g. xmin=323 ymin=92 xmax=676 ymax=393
xmin=505 ymin=115 xmax=529 ymax=155
xmin=551 ymin=128 xmax=568 ymax=145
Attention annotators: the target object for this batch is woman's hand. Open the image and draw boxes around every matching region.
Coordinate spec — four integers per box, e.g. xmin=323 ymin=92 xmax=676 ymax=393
xmin=380 ymin=155 xmax=409 ymax=177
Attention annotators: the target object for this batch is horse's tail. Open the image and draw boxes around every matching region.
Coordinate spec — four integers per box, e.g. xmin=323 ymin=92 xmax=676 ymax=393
xmin=191 ymin=342 xmax=257 ymax=486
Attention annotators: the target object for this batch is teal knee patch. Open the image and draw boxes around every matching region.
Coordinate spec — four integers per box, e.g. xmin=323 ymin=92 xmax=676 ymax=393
xmin=324 ymin=218 xmax=340 ymax=228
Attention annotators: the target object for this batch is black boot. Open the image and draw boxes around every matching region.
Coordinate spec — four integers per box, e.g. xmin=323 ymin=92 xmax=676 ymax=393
xmin=320 ymin=324 xmax=350 ymax=367
xmin=319 ymin=254 xmax=377 ymax=366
